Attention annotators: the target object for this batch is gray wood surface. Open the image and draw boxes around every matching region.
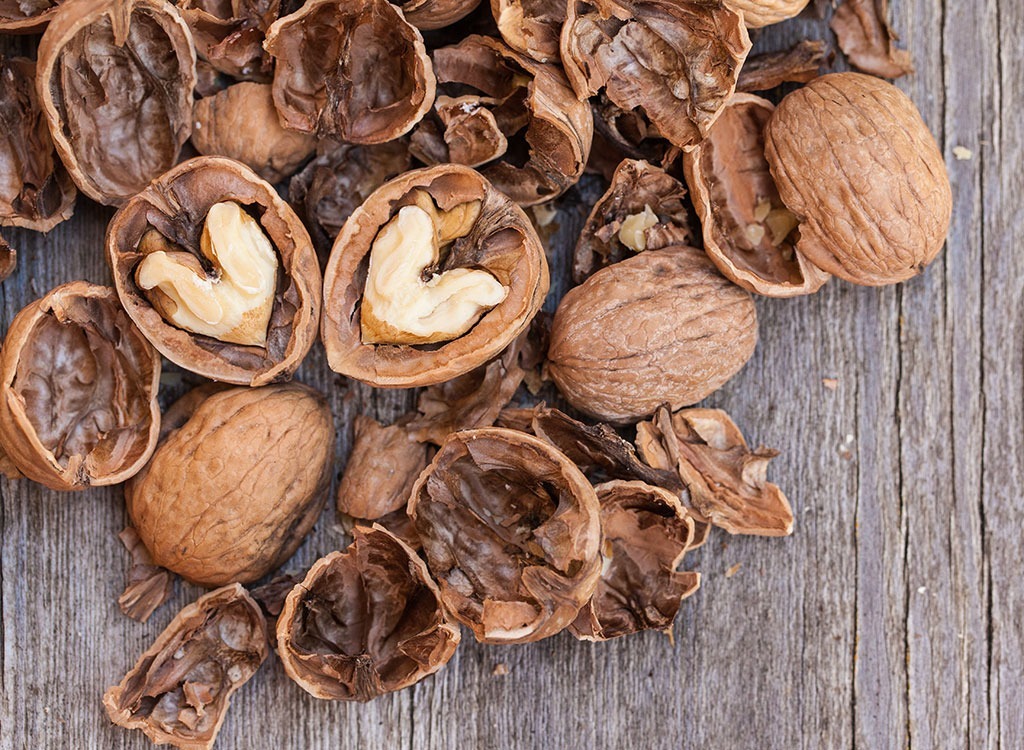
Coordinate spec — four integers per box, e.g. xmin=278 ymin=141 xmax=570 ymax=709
xmin=2 ymin=1 xmax=1020 ymax=747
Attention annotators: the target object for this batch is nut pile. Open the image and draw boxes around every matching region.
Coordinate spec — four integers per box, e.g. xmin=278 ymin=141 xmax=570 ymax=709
xmin=0 ymin=0 xmax=951 ymax=745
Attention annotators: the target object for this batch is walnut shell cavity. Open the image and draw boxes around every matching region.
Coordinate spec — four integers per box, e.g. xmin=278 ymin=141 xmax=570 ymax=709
xmin=561 ymin=0 xmax=750 ymax=151
xmin=548 ymin=246 xmax=758 ymax=424
xmin=684 ymin=93 xmax=830 ymax=297
xmin=400 ymin=0 xmax=480 ymax=30
xmin=408 ymin=428 xmax=602 ymax=644
xmin=103 ymin=584 xmax=269 ymax=750
xmin=36 ymin=0 xmax=197 ymax=206
xmin=570 ymin=481 xmax=699 ymax=641
xmin=0 ymin=57 xmax=76 ymax=232
xmin=107 ymin=156 xmax=321 ymax=386
xmin=0 ymin=282 xmax=160 ymax=491
xmin=277 ymin=526 xmax=461 ymax=701
xmin=490 ymin=0 xmax=565 ymax=63
xmin=0 ymin=0 xmax=61 ymax=32
xmin=764 ymin=73 xmax=951 ymax=286
xmin=321 ymin=164 xmax=549 ymax=388
xmin=411 ymin=35 xmax=592 ymax=206
xmin=125 ymin=382 xmax=334 ymax=587
xmin=264 ymin=0 xmax=435 ymax=144
xmin=726 ymin=0 xmax=809 ymax=28
xmin=179 ymin=0 xmax=279 ymax=81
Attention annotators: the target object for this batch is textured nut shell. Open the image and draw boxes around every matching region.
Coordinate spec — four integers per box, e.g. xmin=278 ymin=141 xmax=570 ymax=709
xmin=321 ymin=164 xmax=548 ymax=388
xmin=0 ymin=233 xmax=14 ymax=281
xmin=0 ymin=282 xmax=160 ymax=491
xmin=829 ymin=0 xmax=913 ymax=79
xmin=336 ymin=415 xmax=428 ymax=520
xmin=400 ymin=0 xmax=480 ymax=29
xmin=764 ymin=73 xmax=951 ymax=286
xmin=726 ymin=0 xmax=809 ymax=27
xmin=178 ymin=0 xmax=277 ymax=81
xmin=126 ymin=383 xmax=333 ymax=586
xmin=408 ymin=428 xmax=602 ymax=644
xmin=107 ymin=156 xmax=321 ymax=385
xmin=548 ymin=246 xmax=757 ymax=424
xmin=36 ymin=0 xmax=197 ymax=205
xmin=0 ymin=0 xmax=61 ymax=32
xmin=737 ymin=40 xmax=828 ymax=92
xmin=490 ymin=0 xmax=564 ymax=63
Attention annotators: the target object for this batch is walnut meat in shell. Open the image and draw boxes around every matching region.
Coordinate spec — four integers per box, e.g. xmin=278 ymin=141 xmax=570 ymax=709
xmin=548 ymin=246 xmax=758 ymax=424
xmin=322 ymin=164 xmax=548 ymax=388
xmin=103 ymin=584 xmax=269 ymax=750
xmin=36 ymin=0 xmax=197 ymax=205
xmin=126 ymin=383 xmax=333 ymax=587
xmin=764 ymin=72 xmax=951 ymax=286
xmin=408 ymin=427 xmax=602 ymax=644
xmin=0 ymin=282 xmax=160 ymax=491
xmin=725 ymin=0 xmax=809 ymax=28
xmin=277 ymin=526 xmax=461 ymax=701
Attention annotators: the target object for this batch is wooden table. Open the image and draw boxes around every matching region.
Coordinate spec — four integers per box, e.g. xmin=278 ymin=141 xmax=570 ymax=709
xmin=2 ymin=1 xmax=1019 ymax=747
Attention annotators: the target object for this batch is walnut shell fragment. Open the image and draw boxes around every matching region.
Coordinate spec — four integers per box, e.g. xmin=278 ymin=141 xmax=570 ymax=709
xmin=117 ymin=526 xmax=174 ymax=623
xmin=0 ymin=0 xmax=61 ymax=32
xmin=0 ymin=233 xmax=15 ymax=282
xmin=179 ymin=0 xmax=279 ymax=81
xmin=126 ymin=383 xmax=333 ymax=586
xmin=36 ymin=0 xmax=197 ymax=205
xmin=570 ymin=481 xmax=699 ymax=641
xmin=561 ymin=0 xmax=750 ymax=150
xmin=0 ymin=282 xmax=160 ymax=491
xmin=725 ymin=0 xmax=808 ymax=28
xmin=490 ymin=0 xmax=564 ymax=63
xmin=264 ymin=0 xmax=435 ymax=144
xmin=548 ymin=246 xmax=758 ymax=424
xmin=408 ymin=428 xmax=602 ymax=644
xmin=103 ymin=584 xmax=269 ymax=750
xmin=764 ymin=73 xmax=951 ymax=286
xmin=830 ymin=0 xmax=913 ymax=79
xmin=322 ymin=164 xmax=548 ymax=387
xmin=277 ymin=526 xmax=460 ymax=701
xmin=400 ymin=0 xmax=480 ymax=30
xmin=337 ymin=415 xmax=428 ymax=521
xmin=107 ymin=156 xmax=321 ymax=385
xmin=737 ymin=40 xmax=828 ymax=92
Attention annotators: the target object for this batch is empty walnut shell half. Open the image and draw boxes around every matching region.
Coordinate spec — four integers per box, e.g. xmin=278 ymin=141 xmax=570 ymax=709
xmin=399 ymin=0 xmax=480 ymax=30
xmin=0 ymin=282 xmax=160 ymax=491
xmin=764 ymin=73 xmax=951 ymax=286
xmin=561 ymin=0 xmax=750 ymax=150
xmin=570 ymin=481 xmax=699 ymax=641
xmin=277 ymin=526 xmax=461 ymax=701
xmin=408 ymin=427 xmax=602 ymax=644
xmin=322 ymin=164 xmax=548 ymax=388
xmin=684 ymin=93 xmax=830 ymax=297
xmin=0 ymin=57 xmax=76 ymax=232
xmin=107 ymin=156 xmax=321 ymax=385
xmin=103 ymin=584 xmax=269 ymax=750
xmin=548 ymin=246 xmax=758 ymax=424
xmin=126 ymin=382 xmax=333 ymax=587
xmin=264 ymin=0 xmax=435 ymax=144
xmin=0 ymin=0 xmax=61 ymax=32
xmin=726 ymin=0 xmax=809 ymax=28
xmin=36 ymin=0 xmax=197 ymax=206
xmin=490 ymin=0 xmax=564 ymax=63
xmin=179 ymin=0 xmax=278 ymax=81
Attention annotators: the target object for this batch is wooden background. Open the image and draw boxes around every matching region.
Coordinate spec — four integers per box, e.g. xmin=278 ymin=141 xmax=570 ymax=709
xmin=2 ymin=0 xmax=1020 ymax=747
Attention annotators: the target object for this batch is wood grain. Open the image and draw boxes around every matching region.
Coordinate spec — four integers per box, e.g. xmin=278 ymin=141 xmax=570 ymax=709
xmin=2 ymin=1 xmax=1019 ymax=747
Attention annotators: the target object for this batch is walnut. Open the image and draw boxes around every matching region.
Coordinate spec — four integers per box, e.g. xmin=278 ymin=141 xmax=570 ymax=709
xmin=0 ymin=233 xmax=14 ymax=282
xmin=725 ymin=0 xmax=809 ymax=28
xmin=737 ymin=40 xmax=829 ymax=92
xmin=548 ymin=246 xmax=758 ymax=424
xmin=276 ymin=526 xmax=461 ymax=700
xmin=116 ymin=526 xmax=173 ymax=623
xmin=0 ymin=282 xmax=160 ymax=491
xmin=408 ymin=427 xmax=602 ymax=644
xmin=0 ymin=0 xmax=60 ymax=32
xmin=588 ymin=93 xmax=672 ymax=179
xmin=178 ymin=0 xmax=279 ymax=81
xmin=399 ymin=0 xmax=480 ymax=30
xmin=107 ymin=156 xmax=321 ymax=386
xmin=830 ymin=0 xmax=913 ymax=79
xmin=764 ymin=73 xmax=951 ymax=286
xmin=36 ymin=0 xmax=197 ymax=205
xmin=103 ymin=584 xmax=269 ymax=750
xmin=264 ymin=0 xmax=435 ymax=143
xmin=125 ymin=383 xmax=333 ymax=586
xmin=490 ymin=0 xmax=564 ymax=63
xmin=321 ymin=164 xmax=548 ymax=388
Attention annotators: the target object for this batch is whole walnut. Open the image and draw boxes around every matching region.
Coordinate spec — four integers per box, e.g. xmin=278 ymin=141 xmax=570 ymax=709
xmin=547 ymin=246 xmax=757 ymax=424
xmin=126 ymin=383 xmax=333 ymax=587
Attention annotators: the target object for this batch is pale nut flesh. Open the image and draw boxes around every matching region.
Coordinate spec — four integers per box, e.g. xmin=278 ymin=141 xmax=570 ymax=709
xmin=618 ymin=206 xmax=659 ymax=252
xmin=135 ymin=201 xmax=278 ymax=347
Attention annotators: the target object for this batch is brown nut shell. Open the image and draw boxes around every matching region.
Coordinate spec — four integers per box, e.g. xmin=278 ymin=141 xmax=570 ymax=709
xmin=321 ymin=164 xmax=548 ymax=388
xmin=125 ymin=382 xmax=333 ymax=587
xmin=400 ymin=0 xmax=480 ymax=29
xmin=726 ymin=0 xmax=809 ymax=28
xmin=103 ymin=583 xmax=269 ymax=750
xmin=490 ymin=0 xmax=564 ymax=63
xmin=107 ymin=156 xmax=321 ymax=385
xmin=36 ymin=0 xmax=197 ymax=206
xmin=0 ymin=282 xmax=160 ymax=491
xmin=548 ymin=246 xmax=757 ymax=424
xmin=0 ymin=0 xmax=61 ymax=32
xmin=276 ymin=526 xmax=461 ymax=701
xmin=408 ymin=427 xmax=602 ymax=644
xmin=179 ymin=0 xmax=278 ymax=81
xmin=0 ymin=233 xmax=15 ymax=281
xmin=764 ymin=72 xmax=951 ymax=286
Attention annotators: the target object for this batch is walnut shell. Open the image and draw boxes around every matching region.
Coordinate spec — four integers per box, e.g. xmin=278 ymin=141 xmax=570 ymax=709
xmin=548 ymin=246 xmax=757 ymax=424
xmin=400 ymin=0 xmax=480 ymax=29
xmin=725 ymin=0 xmax=809 ymax=27
xmin=0 ymin=0 xmax=61 ymax=32
xmin=277 ymin=526 xmax=461 ymax=701
xmin=408 ymin=427 xmax=602 ymax=644
xmin=490 ymin=0 xmax=564 ymax=63
xmin=125 ymin=382 xmax=333 ymax=587
xmin=36 ymin=0 xmax=197 ymax=206
xmin=829 ymin=0 xmax=913 ymax=79
xmin=0 ymin=233 xmax=14 ymax=282
xmin=107 ymin=156 xmax=321 ymax=386
xmin=737 ymin=40 xmax=828 ymax=93
xmin=0 ymin=282 xmax=160 ymax=491
xmin=103 ymin=584 xmax=269 ymax=750
xmin=764 ymin=73 xmax=951 ymax=286
xmin=179 ymin=0 xmax=278 ymax=81
xmin=321 ymin=164 xmax=548 ymax=388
